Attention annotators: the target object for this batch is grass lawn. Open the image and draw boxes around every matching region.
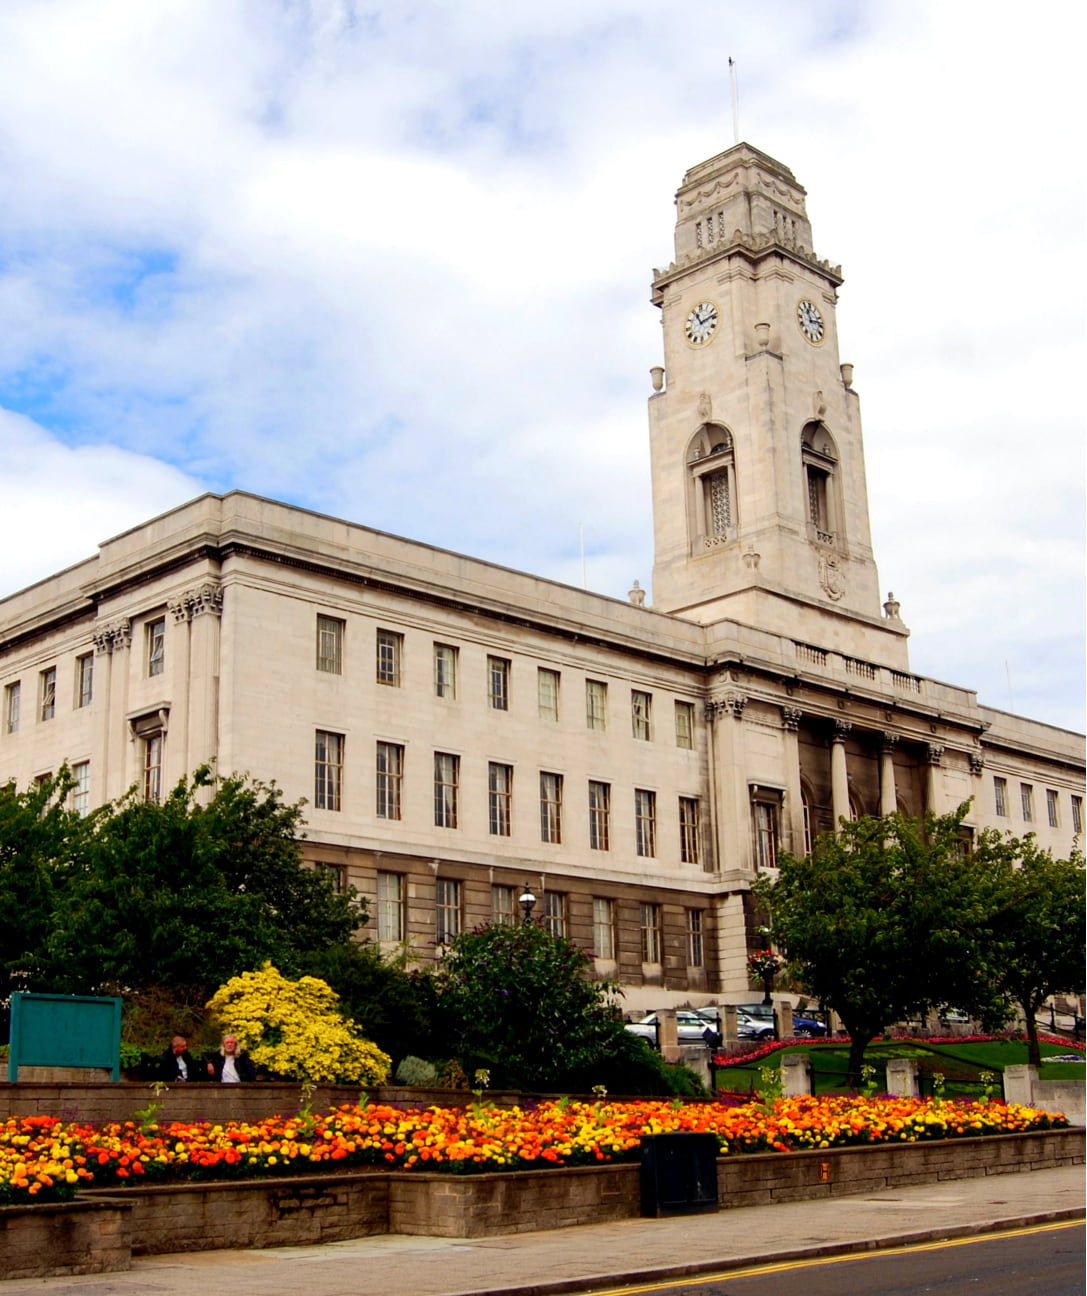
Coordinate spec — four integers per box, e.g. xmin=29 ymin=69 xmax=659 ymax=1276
xmin=713 ymin=1037 xmax=1085 ymax=1098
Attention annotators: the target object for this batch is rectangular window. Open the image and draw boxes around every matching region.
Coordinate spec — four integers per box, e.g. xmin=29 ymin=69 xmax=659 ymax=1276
xmin=674 ymin=701 xmax=695 ymax=749
xmin=39 ymin=667 xmax=56 ymax=722
xmin=434 ymin=752 xmax=459 ymax=828
xmin=993 ymin=776 xmax=1008 ymax=818
xmin=540 ymin=771 xmax=563 ymax=844
xmin=434 ymin=643 xmax=457 ymax=698
xmin=71 ymin=761 xmax=90 ymax=817
xmin=143 ymin=733 xmax=164 ymax=804
xmin=376 ymin=871 xmax=404 ymax=941
xmin=631 ymin=690 xmax=652 ymax=741
xmin=1072 ymin=795 xmax=1083 ymax=835
xmin=588 ymin=780 xmax=610 ymax=850
xmin=491 ymin=884 xmax=516 ymax=927
xmin=375 ymin=741 xmax=403 ymax=820
xmin=376 ymin=629 xmax=402 ymax=686
xmin=76 ymin=653 xmax=94 ymax=708
xmin=435 ymin=878 xmax=462 ymax=944
xmin=146 ymin=617 xmax=165 ymax=677
xmin=679 ymin=797 xmax=701 ymax=865
xmin=537 ymin=668 xmax=560 ymax=722
xmin=640 ymin=902 xmax=662 ymax=964
xmin=318 ymin=862 xmax=347 ymax=895
xmin=488 ymin=655 xmax=511 ymax=710
xmin=543 ymin=891 xmax=567 ymax=938
xmin=585 ymin=679 xmax=607 ymax=731
xmin=488 ymin=762 xmax=513 ymax=836
xmin=1046 ymin=789 xmax=1060 ymax=828
xmin=686 ymin=909 xmax=704 ymax=967
xmin=4 ymin=681 xmax=20 ymax=733
xmin=315 ymin=730 xmax=344 ymax=810
xmin=635 ymin=788 xmax=657 ymax=858
xmin=316 ymin=615 xmax=344 ymax=674
xmin=1020 ymin=783 xmax=1034 ymax=823
xmin=753 ymin=799 xmax=779 ymax=870
xmin=592 ymin=897 xmax=616 ymax=960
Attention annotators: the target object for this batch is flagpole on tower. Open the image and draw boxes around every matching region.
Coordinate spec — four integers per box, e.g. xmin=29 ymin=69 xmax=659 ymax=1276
xmin=729 ymin=57 xmax=740 ymax=144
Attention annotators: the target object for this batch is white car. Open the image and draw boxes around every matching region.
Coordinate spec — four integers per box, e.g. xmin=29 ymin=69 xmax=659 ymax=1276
xmin=624 ymin=1010 xmax=719 ymax=1045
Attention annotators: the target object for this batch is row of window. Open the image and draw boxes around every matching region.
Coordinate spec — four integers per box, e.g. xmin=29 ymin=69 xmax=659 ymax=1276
xmin=993 ymin=776 xmax=1082 ymax=832
xmin=317 ymin=616 xmax=697 ymax=745
xmin=361 ymin=870 xmax=706 ymax=964
xmin=316 ymin=732 xmax=703 ymax=862
xmin=2 ymin=618 xmax=168 ymax=736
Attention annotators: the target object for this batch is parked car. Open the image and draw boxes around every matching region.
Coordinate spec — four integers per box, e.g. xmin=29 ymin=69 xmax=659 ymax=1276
xmin=735 ymin=1011 xmax=775 ymax=1041
xmin=624 ymin=1010 xmax=719 ymax=1045
xmin=734 ymin=1003 xmax=829 ymax=1038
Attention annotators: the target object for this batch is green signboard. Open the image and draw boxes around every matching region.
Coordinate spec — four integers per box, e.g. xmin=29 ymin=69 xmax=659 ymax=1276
xmin=8 ymin=993 xmax=122 ymax=1081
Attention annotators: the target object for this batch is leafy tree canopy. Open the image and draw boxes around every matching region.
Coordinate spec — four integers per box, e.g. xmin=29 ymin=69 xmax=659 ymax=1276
xmin=0 ymin=770 xmax=95 ymax=1012
xmin=973 ymin=830 xmax=1085 ymax=1064
xmin=43 ymin=767 xmax=367 ymax=1004
xmin=757 ymin=806 xmax=1008 ymax=1083
xmin=434 ymin=919 xmax=699 ymax=1095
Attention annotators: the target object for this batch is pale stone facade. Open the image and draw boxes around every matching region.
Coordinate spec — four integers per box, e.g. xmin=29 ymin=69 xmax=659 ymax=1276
xmin=1 ymin=143 xmax=1083 ymax=1013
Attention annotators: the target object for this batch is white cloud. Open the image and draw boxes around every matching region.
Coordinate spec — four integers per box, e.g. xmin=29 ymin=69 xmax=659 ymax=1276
xmin=0 ymin=0 xmax=1082 ymax=730
xmin=0 ymin=409 xmax=200 ymax=594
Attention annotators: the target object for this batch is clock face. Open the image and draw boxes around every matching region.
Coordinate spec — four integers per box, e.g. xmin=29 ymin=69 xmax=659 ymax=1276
xmin=797 ymin=299 xmax=825 ymax=344
xmin=684 ymin=300 xmax=719 ymax=346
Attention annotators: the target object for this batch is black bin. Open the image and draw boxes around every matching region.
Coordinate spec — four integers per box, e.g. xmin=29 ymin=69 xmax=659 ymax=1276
xmin=640 ymin=1132 xmax=719 ymax=1217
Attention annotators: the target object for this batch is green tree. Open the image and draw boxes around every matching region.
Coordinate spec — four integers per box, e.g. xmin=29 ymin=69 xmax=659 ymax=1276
xmin=0 ymin=769 xmax=95 ymax=1023
xmin=758 ymin=807 xmax=1004 ymax=1085
xmin=299 ymin=940 xmax=437 ymax=1067
xmin=434 ymin=919 xmax=692 ymax=1094
xmin=974 ymin=832 xmax=1085 ymax=1066
xmin=48 ymin=767 xmax=366 ymax=1004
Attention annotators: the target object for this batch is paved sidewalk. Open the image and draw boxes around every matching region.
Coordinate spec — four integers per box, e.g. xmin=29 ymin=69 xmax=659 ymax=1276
xmin=4 ymin=1166 xmax=1083 ymax=1296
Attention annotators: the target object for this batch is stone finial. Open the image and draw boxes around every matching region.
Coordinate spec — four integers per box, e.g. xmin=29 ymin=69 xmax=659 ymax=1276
xmin=649 ymin=365 xmax=665 ymax=393
xmin=628 ymin=580 xmax=646 ymax=607
xmin=840 ymin=362 xmax=854 ymax=389
xmin=883 ymin=591 xmax=901 ymax=620
xmin=754 ymin=321 xmax=771 ymax=349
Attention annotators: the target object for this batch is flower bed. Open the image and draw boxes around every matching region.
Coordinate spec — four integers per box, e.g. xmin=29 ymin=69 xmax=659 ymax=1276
xmin=0 ymin=1095 xmax=1068 ymax=1207
xmin=712 ymin=1033 xmax=1086 ymax=1069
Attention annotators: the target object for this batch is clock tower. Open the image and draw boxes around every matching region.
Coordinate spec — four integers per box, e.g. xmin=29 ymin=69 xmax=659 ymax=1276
xmin=648 ymin=143 xmax=909 ymax=668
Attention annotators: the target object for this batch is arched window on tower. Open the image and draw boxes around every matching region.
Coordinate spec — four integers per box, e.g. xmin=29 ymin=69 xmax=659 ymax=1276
xmin=686 ymin=425 xmax=738 ymax=552
xmin=801 ymin=422 xmax=840 ymax=546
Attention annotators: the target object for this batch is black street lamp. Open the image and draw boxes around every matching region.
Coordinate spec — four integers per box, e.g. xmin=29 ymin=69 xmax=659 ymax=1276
xmin=519 ymin=884 xmax=537 ymax=923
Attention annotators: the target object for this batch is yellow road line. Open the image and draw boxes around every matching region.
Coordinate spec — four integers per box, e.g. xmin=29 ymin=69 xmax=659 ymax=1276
xmin=589 ymin=1219 xmax=1085 ymax=1295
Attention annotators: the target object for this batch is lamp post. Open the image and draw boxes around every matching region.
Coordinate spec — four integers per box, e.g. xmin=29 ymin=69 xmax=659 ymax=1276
xmin=519 ymin=884 xmax=537 ymax=923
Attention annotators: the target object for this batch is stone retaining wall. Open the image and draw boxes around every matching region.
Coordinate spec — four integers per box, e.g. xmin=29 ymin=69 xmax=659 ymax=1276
xmin=0 ymin=1198 xmax=132 ymax=1280
xmin=3 ymin=1128 xmax=1082 ymax=1279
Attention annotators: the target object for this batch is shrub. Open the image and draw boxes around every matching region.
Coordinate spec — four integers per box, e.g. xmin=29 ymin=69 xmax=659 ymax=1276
xmin=207 ymin=963 xmax=391 ymax=1085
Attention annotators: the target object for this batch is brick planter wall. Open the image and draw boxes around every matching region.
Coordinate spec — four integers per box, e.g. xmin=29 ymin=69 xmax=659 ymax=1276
xmin=0 ymin=1198 xmax=132 ymax=1280
xmin=4 ymin=1127 xmax=1083 ymax=1280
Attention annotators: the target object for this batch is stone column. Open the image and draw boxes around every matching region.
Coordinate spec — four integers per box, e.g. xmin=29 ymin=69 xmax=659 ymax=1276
xmin=93 ymin=619 xmax=132 ymax=801
xmin=781 ymin=1054 xmax=811 ymax=1097
xmin=879 ymin=733 xmax=898 ymax=817
xmin=657 ymin=1008 xmax=680 ymax=1062
xmin=1003 ymin=1064 xmax=1038 ymax=1107
xmin=777 ymin=1002 xmax=794 ymax=1039
xmin=830 ymin=720 xmax=851 ymax=828
xmin=720 ymin=1004 xmax=740 ymax=1043
xmin=886 ymin=1057 xmax=918 ymax=1097
xmin=706 ymin=680 xmax=750 ymax=873
xmin=924 ymin=744 xmax=945 ymax=816
xmin=186 ymin=582 xmax=223 ymax=779
xmin=167 ymin=596 xmax=192 ymax=775
xmin=780 ymin=706 xmax=805 ymax=853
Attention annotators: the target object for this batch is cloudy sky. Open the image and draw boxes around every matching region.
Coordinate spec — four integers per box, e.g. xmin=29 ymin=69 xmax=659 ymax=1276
xmin=0 ymin=0 xmax=1083 ymax=732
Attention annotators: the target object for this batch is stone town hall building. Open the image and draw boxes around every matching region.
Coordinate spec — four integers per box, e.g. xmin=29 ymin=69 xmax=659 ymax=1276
xmin=1 ymin=144 xmax=1083 ymax=1013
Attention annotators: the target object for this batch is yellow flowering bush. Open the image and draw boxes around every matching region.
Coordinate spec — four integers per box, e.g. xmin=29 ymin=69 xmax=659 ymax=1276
xmin=207 ymin=963 xmax=391 ymax=1085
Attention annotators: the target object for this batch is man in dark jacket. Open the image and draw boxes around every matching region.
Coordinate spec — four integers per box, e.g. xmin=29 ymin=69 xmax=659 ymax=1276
xmin=157 ymin=1035 xmax=200 ymax=1082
